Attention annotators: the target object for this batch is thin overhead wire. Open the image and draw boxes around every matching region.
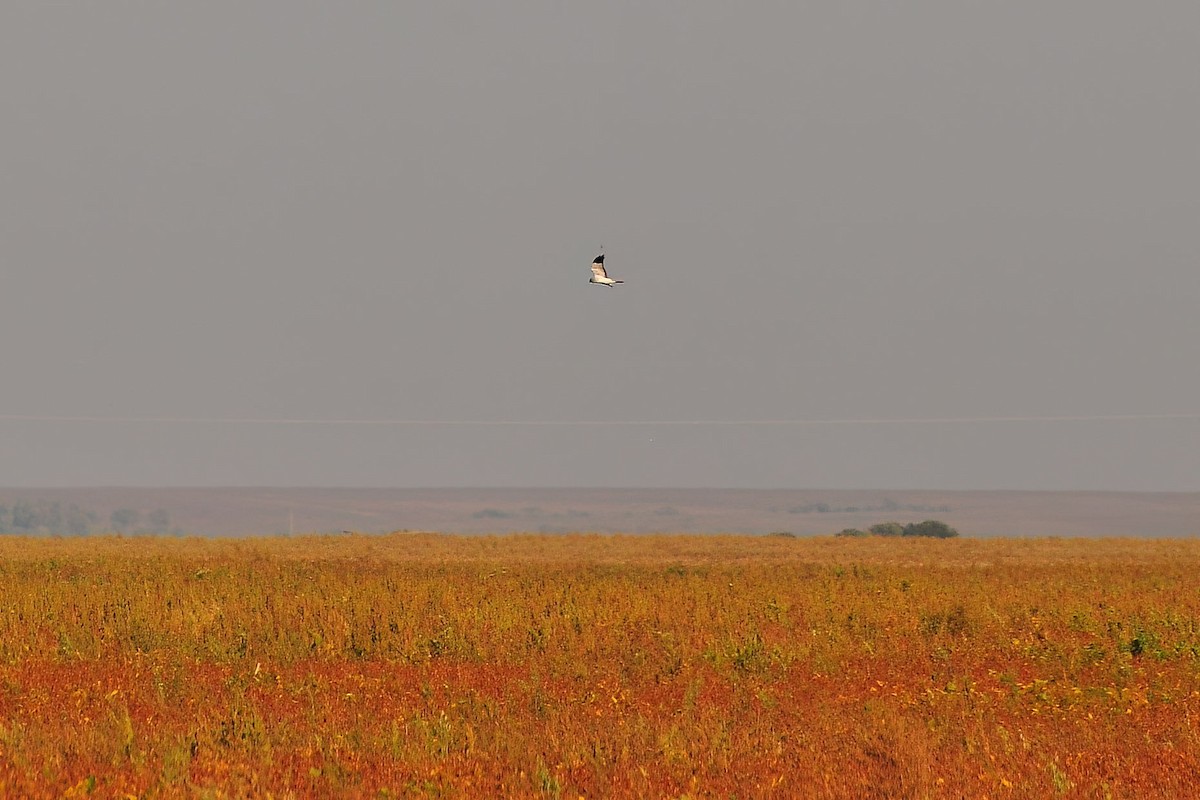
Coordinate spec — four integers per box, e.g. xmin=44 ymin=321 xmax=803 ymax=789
xmin=1 ymin=413 xmax=1198 ymax=426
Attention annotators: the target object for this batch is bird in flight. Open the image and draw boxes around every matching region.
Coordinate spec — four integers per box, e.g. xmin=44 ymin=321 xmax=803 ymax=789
xmin=589 ymin=254 xmax=624 ymax=287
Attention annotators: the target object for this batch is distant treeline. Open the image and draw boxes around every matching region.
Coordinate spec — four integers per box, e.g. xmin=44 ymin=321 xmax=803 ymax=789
xmin=0 ymin=499 xmax=174 ymax=535
xmin=790 ymin=499 xmax=951 ymax=514
xmin=836 ymin=520 xmax=959 ymax=538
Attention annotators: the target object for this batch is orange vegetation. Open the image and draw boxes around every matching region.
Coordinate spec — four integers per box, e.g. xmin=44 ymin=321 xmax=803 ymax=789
xmin=1 ymin=533 xmax=1198 ymax=798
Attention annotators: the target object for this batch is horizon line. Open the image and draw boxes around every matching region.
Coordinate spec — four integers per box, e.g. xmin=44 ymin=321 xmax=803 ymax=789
xmin=2 ymin=413 xmax=1199 ymax=426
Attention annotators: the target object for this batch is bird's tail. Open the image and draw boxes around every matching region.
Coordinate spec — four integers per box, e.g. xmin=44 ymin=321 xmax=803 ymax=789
xmin=614 ymin=280 xmax=624 ymax=284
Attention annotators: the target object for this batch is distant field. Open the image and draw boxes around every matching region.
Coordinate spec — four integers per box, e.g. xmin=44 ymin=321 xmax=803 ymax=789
xmin=2 ymin=487 xmax=1199 ymax=537
xmin=1 ymin=534 xmax=1198 ymax=798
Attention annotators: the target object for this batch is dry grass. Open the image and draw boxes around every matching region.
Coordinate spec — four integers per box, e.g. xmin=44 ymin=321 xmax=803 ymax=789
xmin=2 ymin=533 xmax=1199 ymax=798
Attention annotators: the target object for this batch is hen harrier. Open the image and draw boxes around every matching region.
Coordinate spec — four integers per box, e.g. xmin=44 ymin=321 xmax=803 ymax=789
xmin=589 ymin=254 xmax=623 ymax=287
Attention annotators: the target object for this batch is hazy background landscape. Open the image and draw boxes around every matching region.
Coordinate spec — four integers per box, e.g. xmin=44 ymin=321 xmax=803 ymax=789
xmin=1 ymin=487 xmax=1196 ymax=538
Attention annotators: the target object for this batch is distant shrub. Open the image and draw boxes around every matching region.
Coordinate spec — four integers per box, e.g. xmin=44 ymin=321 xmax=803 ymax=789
xmin=766 ymin=531 xmax=796 ymax=538
xmin=903 ymin=520 xmax=959 ymax=538
xmin=835 ymin=528 xmax=868 ymax=537
xmin=146 ymin=508 xmax=172 ymax=533
xmin=472 ymin=508 xmax=514 ymax=520
xmin=110 ymin=507 xmax=140 ymax=531
xmin=869 ymin=522 xmax=905 ymax=537
xmin=857 ymin=520 xmax=960 ymax=538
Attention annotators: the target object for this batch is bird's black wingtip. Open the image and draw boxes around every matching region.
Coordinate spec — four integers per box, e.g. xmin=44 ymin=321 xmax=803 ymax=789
xmin=592 ymin=254 xmax=605 ymax=264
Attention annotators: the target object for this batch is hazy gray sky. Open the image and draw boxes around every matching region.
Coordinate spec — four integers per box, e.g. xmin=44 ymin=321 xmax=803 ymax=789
xmin=2 ymin=3 xmax=1198 ymax=490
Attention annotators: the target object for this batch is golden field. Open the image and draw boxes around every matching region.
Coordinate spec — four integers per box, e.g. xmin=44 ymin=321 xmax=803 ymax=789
xmin=1 ymin=533 xmax=1198 ymax=798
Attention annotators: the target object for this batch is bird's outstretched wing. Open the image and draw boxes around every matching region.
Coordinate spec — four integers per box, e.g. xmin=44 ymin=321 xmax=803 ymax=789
xmin=590 ymin=255 xmax=608 ymax=279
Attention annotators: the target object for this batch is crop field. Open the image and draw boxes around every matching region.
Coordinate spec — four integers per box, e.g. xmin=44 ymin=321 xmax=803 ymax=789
xmin=1 ymin=534 xmax=1199 ymax=799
